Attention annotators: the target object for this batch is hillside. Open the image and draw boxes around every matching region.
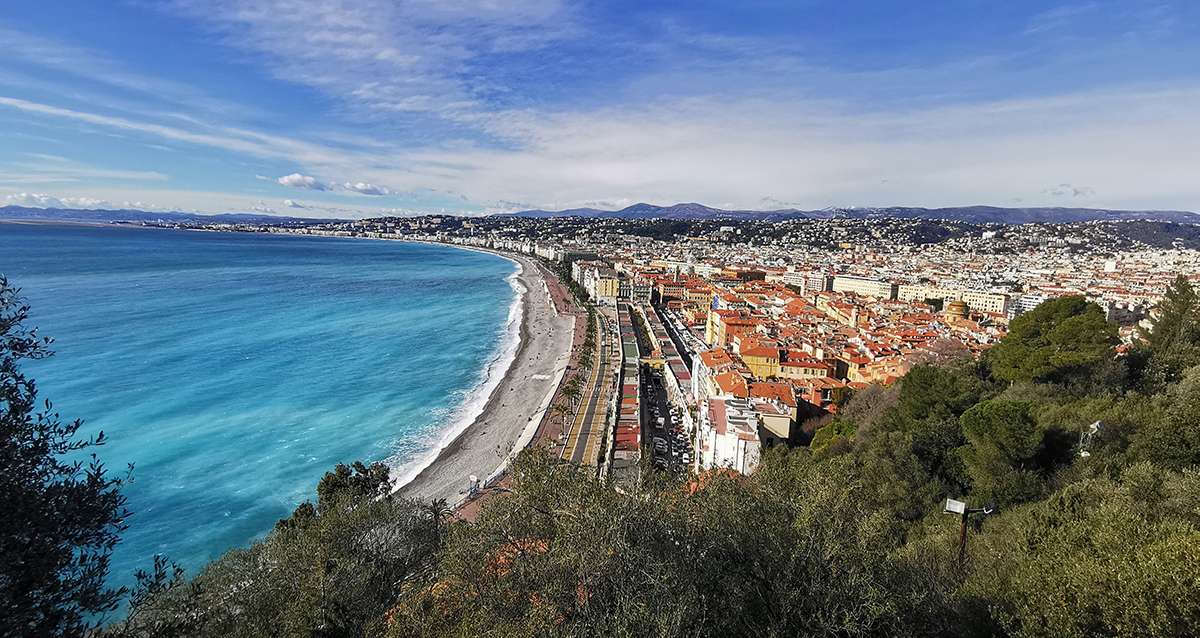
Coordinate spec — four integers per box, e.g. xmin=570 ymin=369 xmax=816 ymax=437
xmin=502 ymin=202 xmax=1200 ymax=224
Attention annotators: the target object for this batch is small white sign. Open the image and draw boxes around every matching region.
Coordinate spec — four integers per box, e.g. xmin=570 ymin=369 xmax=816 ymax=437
xmin=944 ymin=498 xmax=967 ymax=515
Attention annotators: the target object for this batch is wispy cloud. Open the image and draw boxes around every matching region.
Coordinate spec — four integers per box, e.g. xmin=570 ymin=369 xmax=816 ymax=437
xmin=0 ymin=153 xmax=167 ymax=184
xmin=1044 ymin=183 xmax=1097 ymax=198
xmin=0 ymin=96 xmax=377 ymax=174
xmin=0 ymin=24 xmax=256 ymax=119
xmin=161 ymin=0 xmax=576 ymax=122
xmin=2 ymin=2 xmax=1199 ymax=215
xmin=1024 ymin=3 xmax=1100 ymax=35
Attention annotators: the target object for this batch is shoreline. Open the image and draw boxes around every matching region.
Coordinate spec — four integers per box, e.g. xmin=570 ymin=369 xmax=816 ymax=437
xmin=393 ymin=249 xmax=575 ymax=506
xmin=3 ymin=220 xmax=574 ymax=508
xmin=388 ymin=252 xmax=525 ymax=492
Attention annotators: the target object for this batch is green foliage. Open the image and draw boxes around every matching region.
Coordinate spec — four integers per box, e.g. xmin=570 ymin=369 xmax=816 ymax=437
xmin=959 ymin=401 xmax=1049 ymax=505
xmin=387 ymin=449 xmax=950 ymax=637
xmin=1128 ymin=367 xmax=1200 ymax=470
xmin=876 ymin=364 xmax=993 ymax=493
xmin=809 ymin=418 xmax=855 ymax=456
xmin=114 ymin=465 xmax=445 ymax=638
xmin=1146 ymin=274 xmax=1199 ymax=351
xmin=989 ymin=296 xmax=1117 ymax=384
xmin=894 ymin=364 xmax=991 ymax=423
xmin=1 ymin=277 xmax=130 ymax=637
xmin=960 ymin=463 xmax=1200 ymax=638
xmin=852 ymin=430 xmax=942 ymax=527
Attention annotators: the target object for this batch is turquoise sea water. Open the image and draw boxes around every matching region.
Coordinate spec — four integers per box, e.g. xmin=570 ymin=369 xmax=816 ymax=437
xmin=0 ymin=222 xmax=517 ymax=589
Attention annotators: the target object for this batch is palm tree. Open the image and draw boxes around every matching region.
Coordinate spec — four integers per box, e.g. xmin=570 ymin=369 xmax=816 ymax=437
xmin=562 ymin=383 xmax=582 ymax=406
xmin=550 ymin=403 xmax=569 ymax=426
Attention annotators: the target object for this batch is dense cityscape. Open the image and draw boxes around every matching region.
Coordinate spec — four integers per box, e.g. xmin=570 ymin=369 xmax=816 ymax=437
xmin=138 ymin=213 xmax=1199 ymax=482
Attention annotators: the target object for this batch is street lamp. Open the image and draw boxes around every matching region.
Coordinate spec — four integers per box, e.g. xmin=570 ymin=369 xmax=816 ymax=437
xmin=944 ymin=498 xmax=996 ymax=570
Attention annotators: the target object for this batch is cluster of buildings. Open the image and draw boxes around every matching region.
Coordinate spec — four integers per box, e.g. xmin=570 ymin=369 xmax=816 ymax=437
xmin=250 ymin=213 xmax=1198 ymax=477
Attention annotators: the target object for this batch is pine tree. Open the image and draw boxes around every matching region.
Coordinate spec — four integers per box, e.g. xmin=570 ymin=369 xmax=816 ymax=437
xmin=1143 ymin=275 xmax=1200 ymax=387
xmin=1146 ymin=274 xmax=1199 ymax=352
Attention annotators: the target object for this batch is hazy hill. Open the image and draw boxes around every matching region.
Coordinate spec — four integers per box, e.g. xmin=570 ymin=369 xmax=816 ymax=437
xmin=502 ymin=202 xmax=1200 ymax=224
xmin=0 ymin=205 xmax=327 ymax=226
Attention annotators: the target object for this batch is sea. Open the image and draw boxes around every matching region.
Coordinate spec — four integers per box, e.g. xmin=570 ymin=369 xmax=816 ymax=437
xmin=0 ymin=222 xmax=520 ymax=590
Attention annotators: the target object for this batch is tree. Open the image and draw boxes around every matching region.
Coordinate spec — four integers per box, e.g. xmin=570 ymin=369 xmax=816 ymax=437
xmin=1143 ymin=275 xmax=1200 ymax=386
xmin=989 ymin=296 xmax=1117 ymax=385
xmin=386 ymin=449 xmax=953 ymax=637
xmin=958 ymin=400 xmax=1071 ymax=506
xmin=1145 ymin=274 xmax=1199 ymax=352
xmin=878 ymin=365 xmax=990 ymax=492
xmin=893 ymin=364 xmax=989 ymax=424
xmin=809 ymin=418 xmax=855 ymax=456
xmin=115 ymin=464 xmax=445 ymax=638
xmin=561 ymin=379 xmax=582 ymax=407
xmin=315 ymin=460 xmax=392 ymax=506
xmin=0 ymin=277 xmax=130 ymax=637
xmin=550 ymin=403 xmax=570 ymax=427
xmin=1129 ymin=366 xmax=1200 ymax=470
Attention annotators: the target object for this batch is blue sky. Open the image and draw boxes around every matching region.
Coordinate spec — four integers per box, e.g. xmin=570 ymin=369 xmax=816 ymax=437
xmin=1 ymin=0 xmax=1197 ymax=217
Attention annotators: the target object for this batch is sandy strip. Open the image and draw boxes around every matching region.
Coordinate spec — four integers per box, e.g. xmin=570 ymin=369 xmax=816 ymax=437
xmin=394 ymin=252 xmax=575 ymax=506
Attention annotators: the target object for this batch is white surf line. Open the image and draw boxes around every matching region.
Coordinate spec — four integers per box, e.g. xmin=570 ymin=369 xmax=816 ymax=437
xmin=387 ymin=253 xmax=525 ymax=493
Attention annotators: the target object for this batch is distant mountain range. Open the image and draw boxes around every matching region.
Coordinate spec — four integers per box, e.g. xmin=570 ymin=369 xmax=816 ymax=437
xmin=3 ymin=202 xmax=1198 ymax=226
xmin=0 ymin=205 xmax=327 ymax=226
xmin=501 ymin=202 xmax=1200 ymax=224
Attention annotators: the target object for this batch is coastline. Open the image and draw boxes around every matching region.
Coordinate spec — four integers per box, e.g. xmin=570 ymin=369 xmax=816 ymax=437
xmin=387 ymin=250 xmax=526 ymax=491
xmin=2 ymin=219 xmax=575 ymax=509
xmin=393 ymin=249 xmax=575 ymax=506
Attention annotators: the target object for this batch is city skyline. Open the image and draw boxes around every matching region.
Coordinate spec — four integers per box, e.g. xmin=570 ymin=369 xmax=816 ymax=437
xmin=2 ymin=1 xmax=1199 ymax=217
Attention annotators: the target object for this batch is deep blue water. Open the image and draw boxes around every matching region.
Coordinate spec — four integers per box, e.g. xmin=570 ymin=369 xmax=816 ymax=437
xmin=0 ymin=222 xmax=516 ymax=589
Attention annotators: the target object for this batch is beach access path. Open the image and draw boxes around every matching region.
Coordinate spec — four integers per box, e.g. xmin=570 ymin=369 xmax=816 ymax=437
xmin=395 ymin=252 xmax=575 ymax=506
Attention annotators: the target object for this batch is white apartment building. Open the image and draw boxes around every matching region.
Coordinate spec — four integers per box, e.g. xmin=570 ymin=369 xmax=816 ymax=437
xmin=694 ymin=396 xmax=762 ymax=475
xmin=831 ymin=275 xmax=897 ymax=300
xmin=896 ymin=284 xmax=1010 ymax=315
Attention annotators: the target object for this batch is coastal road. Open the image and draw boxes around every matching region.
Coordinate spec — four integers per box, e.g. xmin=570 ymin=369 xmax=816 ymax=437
xmin=563 ymin=313 xmax=611 ymax=466
xmin=580 ymin=314 xmax=615 ymax=464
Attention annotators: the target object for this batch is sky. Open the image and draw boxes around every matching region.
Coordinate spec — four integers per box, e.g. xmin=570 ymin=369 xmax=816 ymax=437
xmin=1 ymin=0 xmax=1198 ymax=218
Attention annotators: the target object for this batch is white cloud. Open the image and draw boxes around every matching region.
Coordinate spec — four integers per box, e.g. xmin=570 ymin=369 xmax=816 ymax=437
xmin=4 ymin=192 xmax=113 ymax=209
xmin=342 ymin=181 xmax=391 ymax=196
xmin=0 ymin=96 xmax=373 ymax=172
xmin=0 ymin=25 xmax=256 ymax=120
xmin=283 ymin=199 xmax=306 ymax=208
xmin=378 ymin=87 xmax=1200 ymax=212
xmin=276 ymin=173 xmax=329 ymax=190
xmin=1024 ymin=3 xmax=1100 ymax=35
